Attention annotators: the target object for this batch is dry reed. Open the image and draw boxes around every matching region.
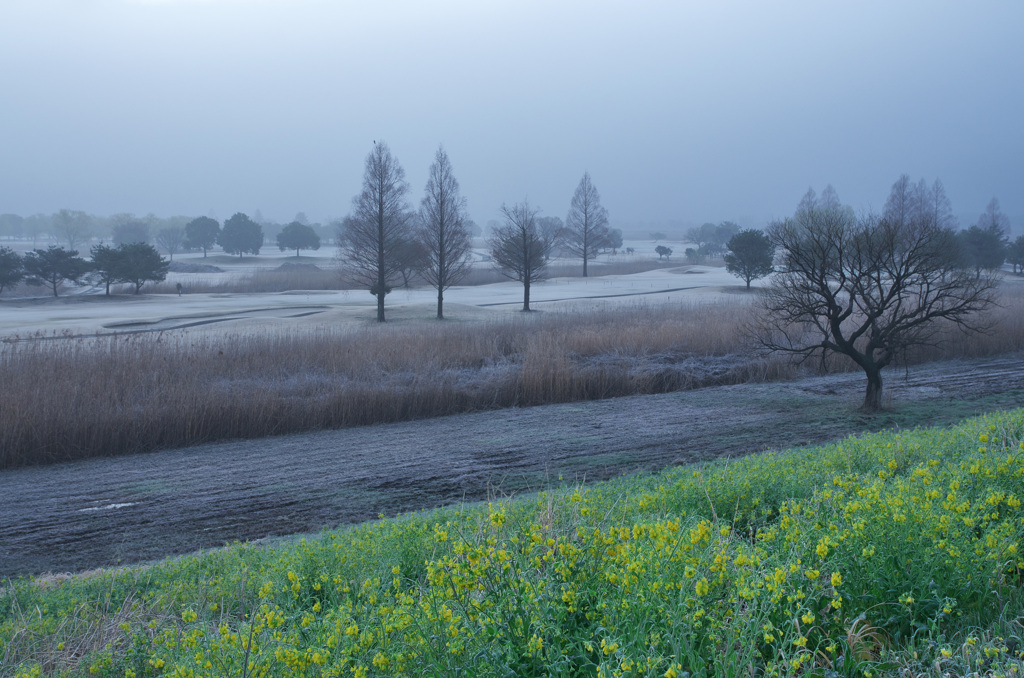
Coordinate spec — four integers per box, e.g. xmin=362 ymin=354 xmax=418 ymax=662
xmin=1 ymin=286 xmax=1022 ymax=469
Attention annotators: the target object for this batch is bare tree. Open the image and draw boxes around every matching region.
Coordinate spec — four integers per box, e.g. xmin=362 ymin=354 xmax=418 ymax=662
xmin=155 ymin=226 xmax=186 ymax=261
xmin=341 ymin=141 xmax=412 ymax=322
xmin=109 ymin=213 xmax=151 ymax=245
xmin=394 ymin=235 xmax=427 ymax=288
xmin=418 ymin=146 xmax=472 ymax=319
xmin=914 ymin=178 xmax=957 ymax=231
xmin=50 ymin=209 xmax=92 ymax=250
xmin=489 ymin=200 xmax=553 ymax=311
xmin=564 ymin=172 xmax=610 ymax=277
xmin=757 ymin=181 xmax=998 ymax=412
xmin=958 ymin=196 xmax=1008 ymax=275
xmin=978 ymin=196 xmax=1011 ymax=234
xmin=881 ymin=175 xmax=918 ymax=228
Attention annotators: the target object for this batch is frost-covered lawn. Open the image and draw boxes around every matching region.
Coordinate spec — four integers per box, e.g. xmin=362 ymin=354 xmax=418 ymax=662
xmin=0 ymin=259 xmax=746 ymax=339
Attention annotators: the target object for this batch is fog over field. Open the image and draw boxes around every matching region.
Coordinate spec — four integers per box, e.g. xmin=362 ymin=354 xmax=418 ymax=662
xmin=1 ymin=0 xmax=1022 ymax=229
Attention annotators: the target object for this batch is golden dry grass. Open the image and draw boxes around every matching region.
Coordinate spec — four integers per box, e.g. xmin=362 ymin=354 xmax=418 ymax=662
xmin=1 ymin=286 xmax=1022 ymax=469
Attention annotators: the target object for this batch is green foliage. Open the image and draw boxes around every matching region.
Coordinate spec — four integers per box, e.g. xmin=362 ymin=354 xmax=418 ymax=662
xmin=0 ymin=213 xmax=25 ymax=239
xmin=605 ymin=228 xmax=623 ymax=253
xmin=90 ymin=243 xmax=168 ymax=294
xmin=1007 ymin=235 xmax=1024 ymax=275
xmin=184 ymin=217 xmax=220 ymax=257
xmin=22 ymin=246 xmax=91 ymax=297
xmin=89 ymin=244 xmax=121 ymax=295
xmin=219 ymin=213 xmax=264 ymax=257
xmin=0 ymin=245 xmax=24 ymax=293
xmin=110 ymin=218 xmax=151 ymax=246
xmin=118 ymin=243 xmax=169 ymax=294
xmin=960 ymin=224 xmax=1008 ymax=272
xmin=277 ymin=222 xmax=321 ymax=256
xmin=686 ymin=222 xmax=741 ymax=258
xmin=5 ymin=411 xmax=1024 ymax=677
xmin=724 ymin=228 xmax=775 ymax=289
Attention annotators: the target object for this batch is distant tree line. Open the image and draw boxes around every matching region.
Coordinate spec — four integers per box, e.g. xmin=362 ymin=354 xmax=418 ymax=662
xmin=715 ymin=184 xmax=1020 ymax=291
xmin=0 ymin=242 xmax=169 ymax=297
xmin=1 ymin=158 xmax=1019 ymax=312
xmin=0 ymin=209 xmax=331 ymax=263
xmin=684 ymin=221 xmax=741 ymax=264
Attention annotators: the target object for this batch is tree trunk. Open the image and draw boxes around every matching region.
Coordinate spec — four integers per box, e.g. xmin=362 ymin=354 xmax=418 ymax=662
xmin=376 ymin=291 xmax=386 ymax=322
xmin=862 ymin=368 xmax=883 ymax=411
xmin=583 ymin=254 xmax=588 ymax=278
xmin=437 ymin=288 xmax=444 ymax=320
xmin=523 ymin=279 xmax=531 ymax=312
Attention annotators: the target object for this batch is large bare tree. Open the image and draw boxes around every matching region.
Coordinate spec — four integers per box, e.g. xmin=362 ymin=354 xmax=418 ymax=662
xmin=155 ymin=225 xmax=185 ymax=261
xmin=418 ymin=146 xmax=472 ymax=319
xmin=489 ymin=200 xmax=553 ymax=311
xmin=341 ymin=142 xmax=412 ymax=322
xmin=50 ymin=209 xmax=92 ymax=250
xmin=757 ymin=181 xmax=998 ymax=411
xmin=564 ymin=172 xmax=609 ymax=277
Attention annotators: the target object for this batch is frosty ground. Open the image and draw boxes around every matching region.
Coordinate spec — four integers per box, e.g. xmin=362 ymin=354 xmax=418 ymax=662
xmin=0 ymin=250 xmax=737 ymax=339
xmin=2 ymin=244 xmax=1023 ymax=578
xmin=3 ymin=352 xmax=1024 ymax=577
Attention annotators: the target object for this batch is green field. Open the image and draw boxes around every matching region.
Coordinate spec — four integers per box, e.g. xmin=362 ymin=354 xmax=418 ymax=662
xmin=4 ymin=410 xmax=1024 ymax=677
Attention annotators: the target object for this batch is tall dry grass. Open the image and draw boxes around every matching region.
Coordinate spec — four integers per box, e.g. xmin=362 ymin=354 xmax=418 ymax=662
xmin=2 ymin=287 xmax=1022 ymax=469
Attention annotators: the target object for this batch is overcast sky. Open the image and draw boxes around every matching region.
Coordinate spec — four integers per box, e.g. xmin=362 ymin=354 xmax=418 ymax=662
xmin=2 ymin=0 xmax=1021 ymax=232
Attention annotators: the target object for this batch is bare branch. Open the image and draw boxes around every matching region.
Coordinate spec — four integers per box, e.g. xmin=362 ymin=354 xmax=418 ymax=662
xmin=488 ymin=200 xmax=552 ymax=311
xmin=340 ymin=141 xmax=412 ymax=322
xmin=418 ymin=146 xmax=472 ymax=319
xmin=755 ymin=179 xmax=998 ymax=411
xmin=564 ymin=172 xmax=610 ymax=277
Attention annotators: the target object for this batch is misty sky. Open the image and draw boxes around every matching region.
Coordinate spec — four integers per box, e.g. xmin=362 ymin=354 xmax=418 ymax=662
xmin=2 ymin=0 xmax=1021 ymax=231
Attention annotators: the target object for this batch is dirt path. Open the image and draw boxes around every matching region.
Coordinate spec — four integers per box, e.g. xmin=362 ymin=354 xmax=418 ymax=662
xmin=3 ymin=353 xmax=1024 ymax=577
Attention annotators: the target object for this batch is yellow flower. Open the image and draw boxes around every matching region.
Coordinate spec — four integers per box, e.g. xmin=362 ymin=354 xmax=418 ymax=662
xmin=831 ymin=571 xmax=843 ymax=587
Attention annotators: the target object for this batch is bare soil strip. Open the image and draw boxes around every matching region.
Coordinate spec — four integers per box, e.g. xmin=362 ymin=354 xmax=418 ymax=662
xmin=3 ymin=353 xmax=1024 ymax=577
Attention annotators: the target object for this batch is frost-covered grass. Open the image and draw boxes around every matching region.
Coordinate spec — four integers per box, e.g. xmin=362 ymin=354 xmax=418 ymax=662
xmin=148 ymin=256 xmax=683 ymax=294
xmin=3 ymin=284 xmax=1024 ymax=470
xmin=3 ymin=410 xmax=1024 ymax=677
xmin=0 ymin=303 xmax=788 ymax=468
